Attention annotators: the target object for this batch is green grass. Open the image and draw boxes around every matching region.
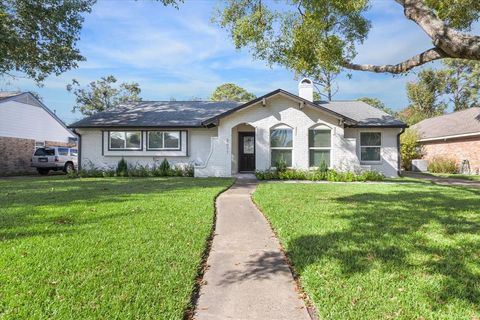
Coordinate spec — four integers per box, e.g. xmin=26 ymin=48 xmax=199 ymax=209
xmin=254 ymin=182 xmax=480 ymax=319
xmin=0 ymin=176 xmax=233 ymax=319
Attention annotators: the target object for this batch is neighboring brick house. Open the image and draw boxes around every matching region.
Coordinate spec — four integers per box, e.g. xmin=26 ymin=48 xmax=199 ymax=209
xmin=412 ymin=107 xmax=480 ymax=174
xmin=0 ymin=92 xmax=77 ymax=175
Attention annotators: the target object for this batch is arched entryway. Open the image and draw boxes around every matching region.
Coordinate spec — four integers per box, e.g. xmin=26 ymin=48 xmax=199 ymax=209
xmin=231 ymin=123 xmax=256 ymax=173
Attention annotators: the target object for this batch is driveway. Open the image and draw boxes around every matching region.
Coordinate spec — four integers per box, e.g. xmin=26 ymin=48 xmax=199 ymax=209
xmin=404 ymin=172 xmax=480 ymax=188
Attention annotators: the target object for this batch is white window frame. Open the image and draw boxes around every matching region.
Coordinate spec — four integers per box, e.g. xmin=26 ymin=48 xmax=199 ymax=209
xmin=108 ymin=131 xmax=142 ymax=150
xmin=360 ymin=131 xmax=382 ymax=163
xmin=309 ymin=127 xmax=332 ymax=168
xmin=146 ymin=131 xmax=181 ymax=150
xmin=270 ymin=126 xmax=293 ymax=167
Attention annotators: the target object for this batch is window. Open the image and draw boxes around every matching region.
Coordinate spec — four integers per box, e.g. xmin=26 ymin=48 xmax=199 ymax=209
xmin=270 ymin=127 xmax=293 ymax=167
xmin=70 ymin=149 xmax=78 ymax=156
xmin=360 ymin=132 xmax=381 ymax=162
xmin=109 ymin=131 xmax=142 ymax=150
xmin=309 ymin=128 xmax=331 ymax=167
xmin=34 ymin=148 xmax=55 ymax=156
xmin=58 ymin=148 xmax=69 ymax=156
xmin=147 ymin=131 xmax=181 ymax=150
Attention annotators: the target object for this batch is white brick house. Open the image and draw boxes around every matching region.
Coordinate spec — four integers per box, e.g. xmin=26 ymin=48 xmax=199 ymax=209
xmin=70 ymin=79 xmax=407 ymax=177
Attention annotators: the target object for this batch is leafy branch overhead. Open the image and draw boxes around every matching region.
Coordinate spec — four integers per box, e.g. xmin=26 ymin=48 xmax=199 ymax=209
xmin=212 ymin=0 xmax=480 ymax=75
xmin=0 ymin=0 xmax=95 ymax=83
xmin=67 ymin=76 xmax=142 ymax=116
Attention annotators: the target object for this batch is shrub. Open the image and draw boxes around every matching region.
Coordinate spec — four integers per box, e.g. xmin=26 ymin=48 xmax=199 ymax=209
xmin=428 ymin=157 xmax=457 ymax=173
xmin=69 ymin=160 xmax=195 ymax=178
xmin=275 ymin=158 xmax=288 ymax=173
xmin=116 ymin=158 xmax=128 ymax=177
xmin=400 ymin=128 xmax=423 ymax=171
xmin=158 ymin=158 xmax=171 ymax=177
xmin=255 ymin=168 xmax=384 ymax=182
xmin=128 ymin=164 xmax=152 ymax=177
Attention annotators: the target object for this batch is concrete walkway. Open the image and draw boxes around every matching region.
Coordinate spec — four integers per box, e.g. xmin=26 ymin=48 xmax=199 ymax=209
xmin=194 ymin=180 xmax=311 ymax=320
xmin=404 ymin=172 xmax=480 ymax=188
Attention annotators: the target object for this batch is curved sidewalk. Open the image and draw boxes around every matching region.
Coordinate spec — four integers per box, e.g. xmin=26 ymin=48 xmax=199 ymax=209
xmin=194 ymin=180 xmax=311 ymax=320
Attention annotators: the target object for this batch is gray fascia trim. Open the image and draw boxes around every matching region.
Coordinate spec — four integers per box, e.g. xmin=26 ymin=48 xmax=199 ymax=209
xmin=346 ymin=124 xmax=409 ymax=129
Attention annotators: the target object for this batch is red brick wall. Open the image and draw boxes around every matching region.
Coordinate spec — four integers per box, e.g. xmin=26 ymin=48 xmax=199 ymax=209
xmin=0 ymin=136 xmax=74 ymax=176
xmin=420 ymin=136 xmax=480 ymax=174
xmin=0 ymin=136 xmax=36 ymax=175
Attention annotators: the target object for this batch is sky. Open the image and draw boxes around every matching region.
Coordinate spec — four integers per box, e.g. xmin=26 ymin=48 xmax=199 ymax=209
xmin=0 ymin=0 xmax=459 ymax=124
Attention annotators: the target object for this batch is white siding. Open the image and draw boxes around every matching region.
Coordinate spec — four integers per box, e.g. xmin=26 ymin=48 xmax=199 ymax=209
xmin=0 ymin=100 xmax=73 ymax=142
xmin=344 ymin=127 xmax=402 ymax=177
xmin=77 ymin=128 xmax=216 ymax=169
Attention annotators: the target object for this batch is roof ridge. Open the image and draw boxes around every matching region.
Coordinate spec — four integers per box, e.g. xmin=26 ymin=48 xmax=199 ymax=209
xmin=125 ymin=100 xmax=243 ymax=103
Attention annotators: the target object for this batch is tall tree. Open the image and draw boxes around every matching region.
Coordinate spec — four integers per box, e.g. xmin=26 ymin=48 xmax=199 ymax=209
xmin=441 ymin=59 xmax=480 ymax=111
xmin=210 ymin=0 xmax=480 ymax=75
xmin=67 ymin=75 xmax=142 ymax=116
xmin=402 ymin=69 xmax=447 ymax=124
xmin=210 ymin=83 xmax=256 ymax=102
xmin=0 ymin=0 xmax=94 ymax=83
xmin=357 ymin=97 xmax=395 ymax=115
xmin=309 ymin=69 xmax=339 ymax=101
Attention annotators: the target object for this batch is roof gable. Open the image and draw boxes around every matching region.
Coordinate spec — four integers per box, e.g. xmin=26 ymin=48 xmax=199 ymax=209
xmin=201 ymin=89 xmax=357 ymax=126
xmin=0 ymin=92 xmax=74 ymax=135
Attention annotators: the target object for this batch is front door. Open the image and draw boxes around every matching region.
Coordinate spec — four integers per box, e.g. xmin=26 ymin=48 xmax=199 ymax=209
xmin=238 ymin=132 xmax=255 ymax=172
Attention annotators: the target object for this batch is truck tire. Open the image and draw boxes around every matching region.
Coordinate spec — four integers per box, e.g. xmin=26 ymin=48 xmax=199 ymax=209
xmin=64 ymin=162 xmax=75 ymax=173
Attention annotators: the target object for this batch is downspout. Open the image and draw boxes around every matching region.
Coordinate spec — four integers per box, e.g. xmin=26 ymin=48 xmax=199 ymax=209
xmin=397 ymin=128 xmax=405 ymax=177
xmin=73 ymin=129 xmax=82 ymax=171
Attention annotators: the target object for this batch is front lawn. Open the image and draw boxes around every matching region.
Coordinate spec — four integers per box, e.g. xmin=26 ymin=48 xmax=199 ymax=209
xmin=254 ymin=182 xmax=480 ymax=319
xmin=0 ymin=176 xmax=233 ymax=319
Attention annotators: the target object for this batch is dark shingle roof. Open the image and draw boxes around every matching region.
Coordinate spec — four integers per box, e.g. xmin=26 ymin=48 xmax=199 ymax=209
xmin=70 ymin=90 xmax=407 ymax=128
xmin=317 ymin=100 xmax=406 ymax=127
xmin=412 ymin=107 xmax=480 ymax=140
xmin=70 ymin=101 xmax=242 ymax=128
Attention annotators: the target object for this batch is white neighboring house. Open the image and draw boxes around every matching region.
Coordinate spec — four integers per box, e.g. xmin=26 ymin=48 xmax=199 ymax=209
xmin=0 ymin=92 xmax=77 ymax=175
xmin=70 ymin=79 xmax=407 ymax=177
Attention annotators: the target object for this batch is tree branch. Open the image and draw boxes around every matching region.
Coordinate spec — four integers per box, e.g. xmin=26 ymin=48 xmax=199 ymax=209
xmin=344 ymin=47 xmax=447 ymax=74
xmin=396 ymin=0 xmax=480 ymax=60
xmin=345 ymin=0 xmax=480 ymax=74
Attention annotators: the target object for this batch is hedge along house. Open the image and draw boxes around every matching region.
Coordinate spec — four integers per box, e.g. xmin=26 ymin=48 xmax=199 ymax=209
xmin=0 ymin=92 xmax=77 ymax=175
xmin=70 ymin=79 xmax=407 ymax=177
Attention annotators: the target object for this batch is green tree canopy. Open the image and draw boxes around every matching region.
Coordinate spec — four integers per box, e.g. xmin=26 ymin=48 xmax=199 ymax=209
xmin=399 ymin=58 xmax=480 ymax=124
xmin=211 ymin=0 xmax=480 ymax=75
xmin=357 ymin=97 xmax=395 ymax=115
xmin=67 ymin=75 xmax=142 ymax=116
xmin=210 ymin=83 xmax=256 ymax=102
xmin=405 ymin=69 xmax=447 ymax=123
xmin=441 ymin=59 xmax=480 ymax=111
xmin=0 ymin=0 xmax=94 ymax=83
